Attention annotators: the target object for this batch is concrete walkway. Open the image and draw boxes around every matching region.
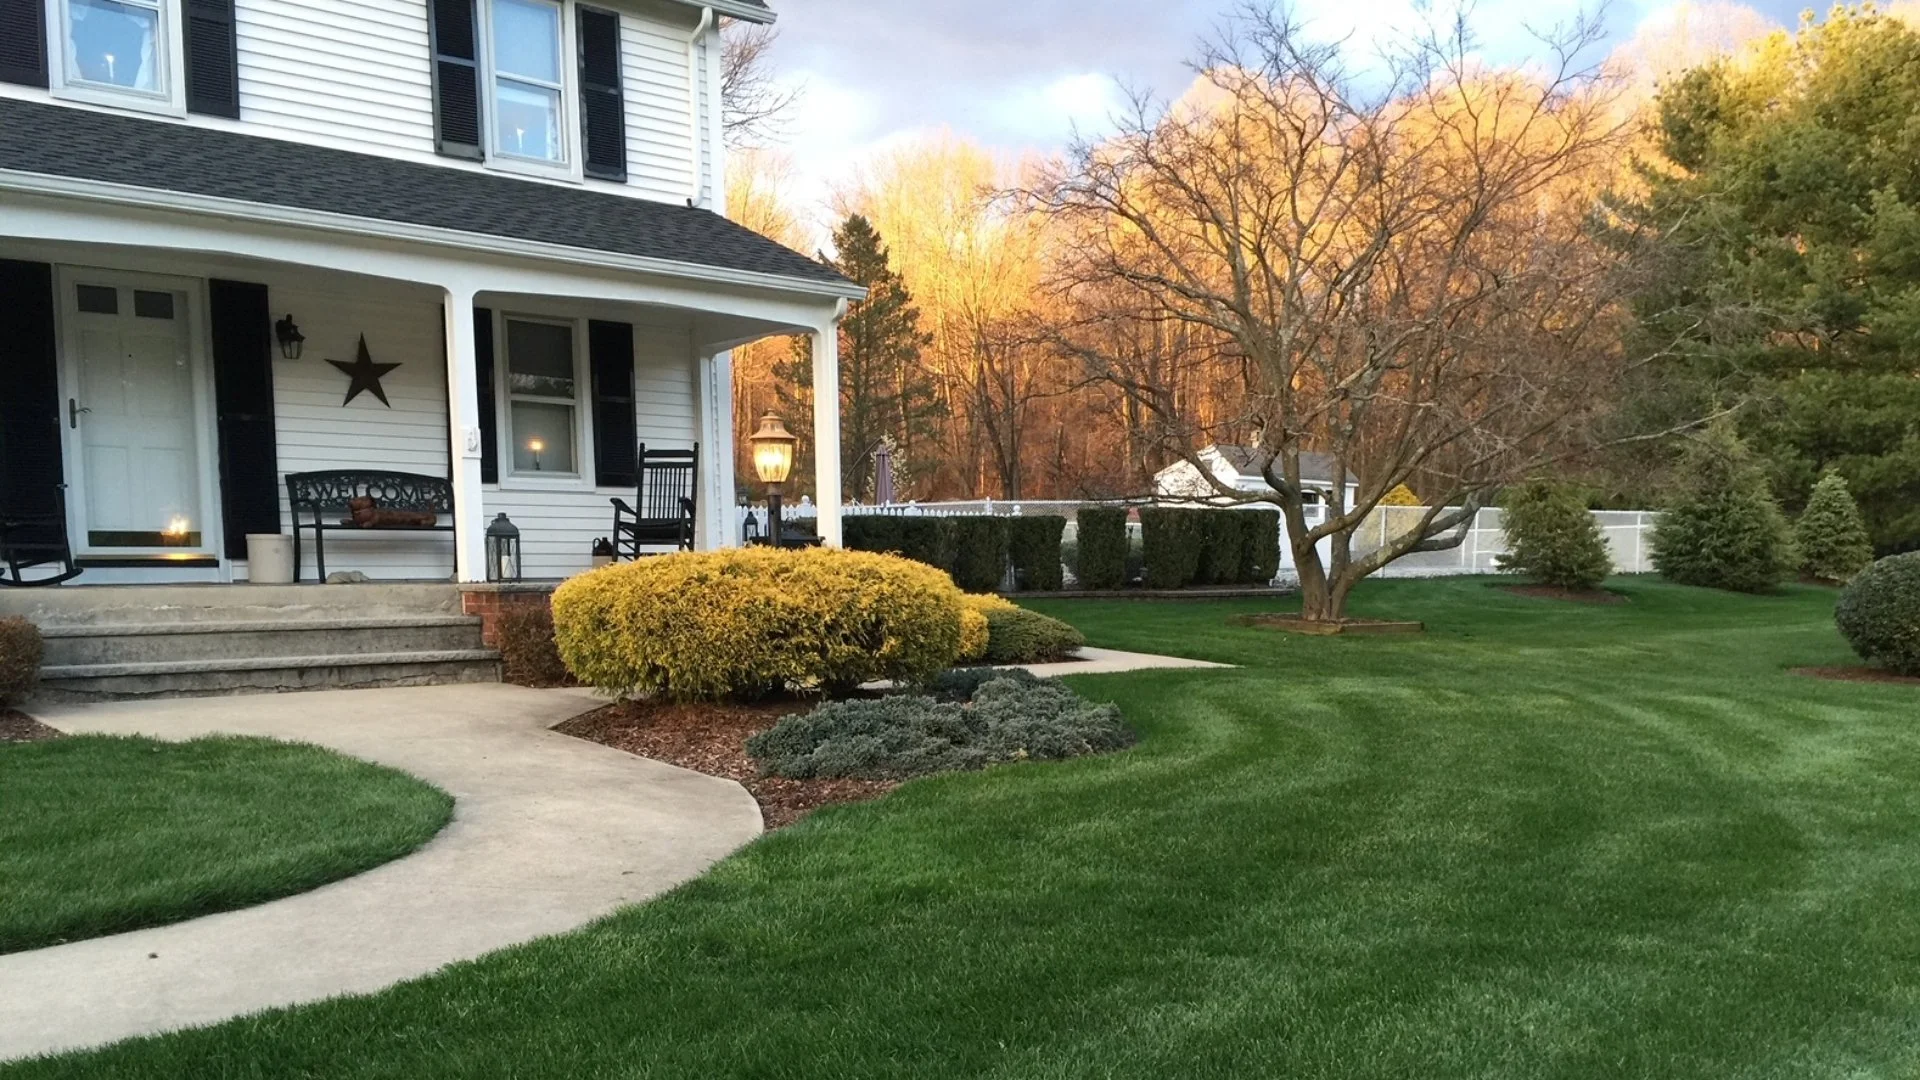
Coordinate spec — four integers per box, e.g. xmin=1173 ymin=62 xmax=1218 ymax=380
xmin=1018 ymin=646 xmax=1232 ymax=678
xmin=0 ymin=684 xmax=762 ymax=1063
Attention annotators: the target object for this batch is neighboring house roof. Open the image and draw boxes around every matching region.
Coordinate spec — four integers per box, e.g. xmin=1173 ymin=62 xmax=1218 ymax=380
xmin=1169 ymin=445 xmax=1359 ymax=487
xmin=0 ymin=98 xmax=850 ymax=291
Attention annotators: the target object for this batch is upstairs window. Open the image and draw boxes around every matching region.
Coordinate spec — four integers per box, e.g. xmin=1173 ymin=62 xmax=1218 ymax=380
xmin=486 ymin=0 xmax=565 ymax=166
xmin=58 ymin=0 xmax=170 ymax=102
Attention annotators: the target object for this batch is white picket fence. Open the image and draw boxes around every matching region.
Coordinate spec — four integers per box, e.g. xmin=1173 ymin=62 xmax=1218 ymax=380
xmin=733 ymin=499 xmax=1659 ymax=582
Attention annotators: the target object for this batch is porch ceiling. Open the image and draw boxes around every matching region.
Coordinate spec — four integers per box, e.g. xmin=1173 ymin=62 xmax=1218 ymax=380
xmin=0 ymin=99 xmax=851 ymax=295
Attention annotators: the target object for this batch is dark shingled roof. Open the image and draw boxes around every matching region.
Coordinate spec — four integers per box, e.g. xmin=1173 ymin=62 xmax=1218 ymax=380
xmin=0 ymin=97 xmax=851 ymax=290
xmin=1211 ymin=446 xmax=1358 ymax=486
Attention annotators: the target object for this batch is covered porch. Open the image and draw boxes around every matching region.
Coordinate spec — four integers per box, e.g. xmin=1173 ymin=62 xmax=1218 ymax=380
xmin=0 ymin=179 xmax=859 ymax=587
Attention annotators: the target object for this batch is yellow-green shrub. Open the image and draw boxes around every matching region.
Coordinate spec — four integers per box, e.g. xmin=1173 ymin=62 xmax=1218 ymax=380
xmin=959 ymin=609 xmax=989 ymax=661
xmin=551 ymin=547 xmax=965 ymax=700
xmin=957 ymin=593 xmax=1015 ymax=661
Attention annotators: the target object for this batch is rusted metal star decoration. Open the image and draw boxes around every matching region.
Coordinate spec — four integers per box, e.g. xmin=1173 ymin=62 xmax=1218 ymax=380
xmin=327 ymin=335 xmax=401 ymax=407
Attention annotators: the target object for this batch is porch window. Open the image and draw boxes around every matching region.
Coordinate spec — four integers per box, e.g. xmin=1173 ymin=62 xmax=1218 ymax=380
xmin=504 ymin=316 xmax=578 ymax=476
xmin=486 ymin=0 xmax=566 ymax=165
xmin=59 ymin=0 xmax=168 ymax=99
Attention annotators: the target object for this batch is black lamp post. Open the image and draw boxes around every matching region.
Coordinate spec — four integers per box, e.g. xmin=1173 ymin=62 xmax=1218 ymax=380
xmin=748 ymin=411 xmax=797 ymax=548
xmin=485 ymin=513 xmax=522 ymax=582
xmin=274 ymin=315 xmax=305 ymax=360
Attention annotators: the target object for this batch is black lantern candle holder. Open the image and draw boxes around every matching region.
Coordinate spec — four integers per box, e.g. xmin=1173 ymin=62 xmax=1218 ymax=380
xmin=485 ymin=512 xmax=522 ymax=582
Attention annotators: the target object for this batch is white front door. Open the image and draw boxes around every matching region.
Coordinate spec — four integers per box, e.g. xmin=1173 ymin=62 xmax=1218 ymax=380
xmin=59 ymin=270 xmax=217 ymax=558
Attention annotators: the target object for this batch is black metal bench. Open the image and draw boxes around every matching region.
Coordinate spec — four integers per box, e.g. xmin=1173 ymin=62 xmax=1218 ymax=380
xmin=285 ymin=470 xmax=455 ymax=583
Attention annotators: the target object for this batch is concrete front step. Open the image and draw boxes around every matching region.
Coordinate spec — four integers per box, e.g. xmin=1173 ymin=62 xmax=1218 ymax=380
xmin=37 ymin=650 xmax=502 ymax=702
xmin=1 ymin=582 xmax=465 ymax=628
xmin=40 ymin=616 xmax=486 ymax=667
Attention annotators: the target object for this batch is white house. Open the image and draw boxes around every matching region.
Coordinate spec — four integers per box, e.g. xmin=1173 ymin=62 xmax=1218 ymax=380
xmin=1153 ymin=446 xmax=1359 ymax=510
xmin=0 ymin=0 xmax=861 ymax=586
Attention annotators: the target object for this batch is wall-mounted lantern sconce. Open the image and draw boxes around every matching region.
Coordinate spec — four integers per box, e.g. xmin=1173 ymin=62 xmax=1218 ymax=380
xmin=274 ymin=314 xmax=305 ymax=360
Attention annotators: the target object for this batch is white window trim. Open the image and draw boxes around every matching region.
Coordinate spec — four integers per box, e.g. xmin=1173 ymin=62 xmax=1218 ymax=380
xmin=477 ymin=0 xmax=584 ymax=183
xmin=496 ymin=311 xmax=595 ymax=489
xmin=44 ymin=0 xmax=187 ymax=116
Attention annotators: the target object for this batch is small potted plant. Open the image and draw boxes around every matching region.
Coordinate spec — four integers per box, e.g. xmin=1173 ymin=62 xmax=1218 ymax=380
xmin=590 ymin=537 xmax=615 ymax=569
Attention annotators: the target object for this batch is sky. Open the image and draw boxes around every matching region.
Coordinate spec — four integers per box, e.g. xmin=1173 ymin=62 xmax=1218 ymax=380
xmin=750 ymin=0 xmax=1814 ymax=231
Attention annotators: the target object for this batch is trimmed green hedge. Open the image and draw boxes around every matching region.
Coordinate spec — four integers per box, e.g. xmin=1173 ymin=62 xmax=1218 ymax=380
xmin=1195 ymin=512 xmax=1249 ymax=585
xmin=949 ymin=517 xmax=1010 ymax=593
xmin=1006 ymin=516 xmax=1066 ymax=592
xmin=1139 ymin=508 xmax=1204 ymax=588
xmin=1074 ymin=508 xmax=1129 ymax=589
xmin=1140 ymin=508 xmax=1280 ymax=588
xmin=842 ymin=516 xmax=956 ymax=571
xmin=1246 ymin=510 xmax=1281 ymax=583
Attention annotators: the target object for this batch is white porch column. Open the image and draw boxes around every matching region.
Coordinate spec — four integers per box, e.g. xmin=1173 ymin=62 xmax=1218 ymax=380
xmin=811 ymin=320 xmax=842 ymax=547
xmin=442 ymin=286 xmax=488 ymax=581
xmin=694 ymin=348 xmax=737 ymax=549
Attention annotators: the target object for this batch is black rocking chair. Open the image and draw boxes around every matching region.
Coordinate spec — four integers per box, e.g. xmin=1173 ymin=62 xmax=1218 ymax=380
xmin=610 ymin=443 xmax=698 ymax=558
xmin=0 ymin=484 xmax=82 ymax=587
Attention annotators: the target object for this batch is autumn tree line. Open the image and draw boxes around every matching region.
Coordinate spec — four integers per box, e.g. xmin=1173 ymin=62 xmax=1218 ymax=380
xmin=723 ymin=2 xmax=1920 ymax=615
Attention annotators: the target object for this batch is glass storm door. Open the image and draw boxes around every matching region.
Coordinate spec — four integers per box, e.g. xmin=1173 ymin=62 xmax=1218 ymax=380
xmin=63 ymin=276 xmax=210 ymax=555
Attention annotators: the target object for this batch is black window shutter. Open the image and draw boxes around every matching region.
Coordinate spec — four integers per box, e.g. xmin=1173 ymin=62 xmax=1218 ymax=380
xmin=588 ymin=320 xmax=636 ymax=487
xmin=0 ymin=261 xmax=63 ymax=543
xmin=208 ymin=280 xmax=280 ymax=560
xmin=183 ymin=0 xmax=240 ymax=118
xmin=576 ymin=6 xmax=626 ymax=181
xmin=474 ymin=306 xmax=498 ymax=483
xmin=429 ymin=0 xmax=483 ymax=159
xmin=0 ymin=0 xmax=48 ymax=87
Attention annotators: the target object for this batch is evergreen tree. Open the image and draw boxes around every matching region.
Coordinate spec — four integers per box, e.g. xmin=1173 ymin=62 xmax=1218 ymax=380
xmin=1651 ymin=424 xmax=1797 ymax=593
xmin=1617 ymin=9 xmax=1920 ymax=550
xmin=1496 ymin=481 xmax=1613 ymax=591
xmin=777 ymin=215 xmax=940 ymax=501
xmin=1796 ymin=471 xmax=1875 ymax=583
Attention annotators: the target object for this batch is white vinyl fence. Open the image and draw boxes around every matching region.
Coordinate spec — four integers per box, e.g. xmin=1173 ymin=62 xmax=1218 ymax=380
xmin=734 ymin=499 xmax=1658 ymax=583
xmin=1349 ymin=507 xmax=1657 ymax=579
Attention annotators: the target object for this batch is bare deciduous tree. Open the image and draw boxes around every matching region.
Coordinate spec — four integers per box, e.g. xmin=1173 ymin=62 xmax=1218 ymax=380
xmin=1035 ymin=7 xmax=1696 ymax=621
xmin=721 ymin=20 xmax=800 ymax=148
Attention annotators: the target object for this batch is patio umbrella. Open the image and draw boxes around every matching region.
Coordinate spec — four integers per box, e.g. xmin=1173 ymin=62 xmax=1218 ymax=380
xmin=873 ymin=441 xmax=896 ymax=506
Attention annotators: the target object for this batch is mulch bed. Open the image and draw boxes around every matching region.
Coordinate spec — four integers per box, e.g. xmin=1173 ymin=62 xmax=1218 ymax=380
xmin=0 ymin=709 xmax=63 ymax=743
xmin=1792 ymin=666 xmax=1920 ymax=687
xmin=1229 ymin=613 xmax=1425 ymax=635
xmin=1497 ymin=584 xmax=1629 ymax=605
xmin=555 ymin=698 xmax=897 ymax=829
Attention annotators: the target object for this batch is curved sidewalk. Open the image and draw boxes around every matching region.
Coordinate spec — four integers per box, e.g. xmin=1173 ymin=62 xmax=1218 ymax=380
xmin=0 ymin=683 xmax=763 ymax=1062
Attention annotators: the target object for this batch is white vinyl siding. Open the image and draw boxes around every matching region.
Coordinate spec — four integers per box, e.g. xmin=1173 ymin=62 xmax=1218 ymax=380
xmin=233 ymin=0 xmax=438 ymax=158
xmin=487 ymin=322 xmax=698 ymax=578
xmin=259 ymin=274 xmax=699 ymax=581
xmin=268 ymin=277 xmax=454 ymax=579
xmin=619 ymin=12 xmax=696 ymax=201
xmin=0 ymin=0 xmax=710 ymax=201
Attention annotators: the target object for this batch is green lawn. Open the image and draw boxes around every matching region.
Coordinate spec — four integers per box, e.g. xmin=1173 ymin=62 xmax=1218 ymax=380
xmin=0 ymin=735 xmax=452 ymax=955
xmin=11 ymin=577 xmax=1920 ymax=1078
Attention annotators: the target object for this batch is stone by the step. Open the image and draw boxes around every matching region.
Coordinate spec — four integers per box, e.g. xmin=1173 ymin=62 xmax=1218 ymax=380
xmin=0 ymin=582 xmax=464 ymax=628
xmin=39 ymin=617 xmax=485 ymax=667
xmin=36 ymin=651 xmax=501 ymax=702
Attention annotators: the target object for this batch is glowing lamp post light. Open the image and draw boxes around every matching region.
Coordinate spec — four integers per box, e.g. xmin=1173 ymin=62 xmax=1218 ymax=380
xmin=748 ymin=411 xmax=797 ymax=548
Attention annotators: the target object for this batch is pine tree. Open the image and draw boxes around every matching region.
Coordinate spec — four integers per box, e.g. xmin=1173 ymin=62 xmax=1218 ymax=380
xmin=1651 ymin=424 xmax=1797 ymax=593
xmin=1497 ymin=481 xmax=1613 ymax=591
xmin=1796 ymin=472 xmax=1875 ymax=583
xmin=776 ymin=215 xmax=940 ymax=501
